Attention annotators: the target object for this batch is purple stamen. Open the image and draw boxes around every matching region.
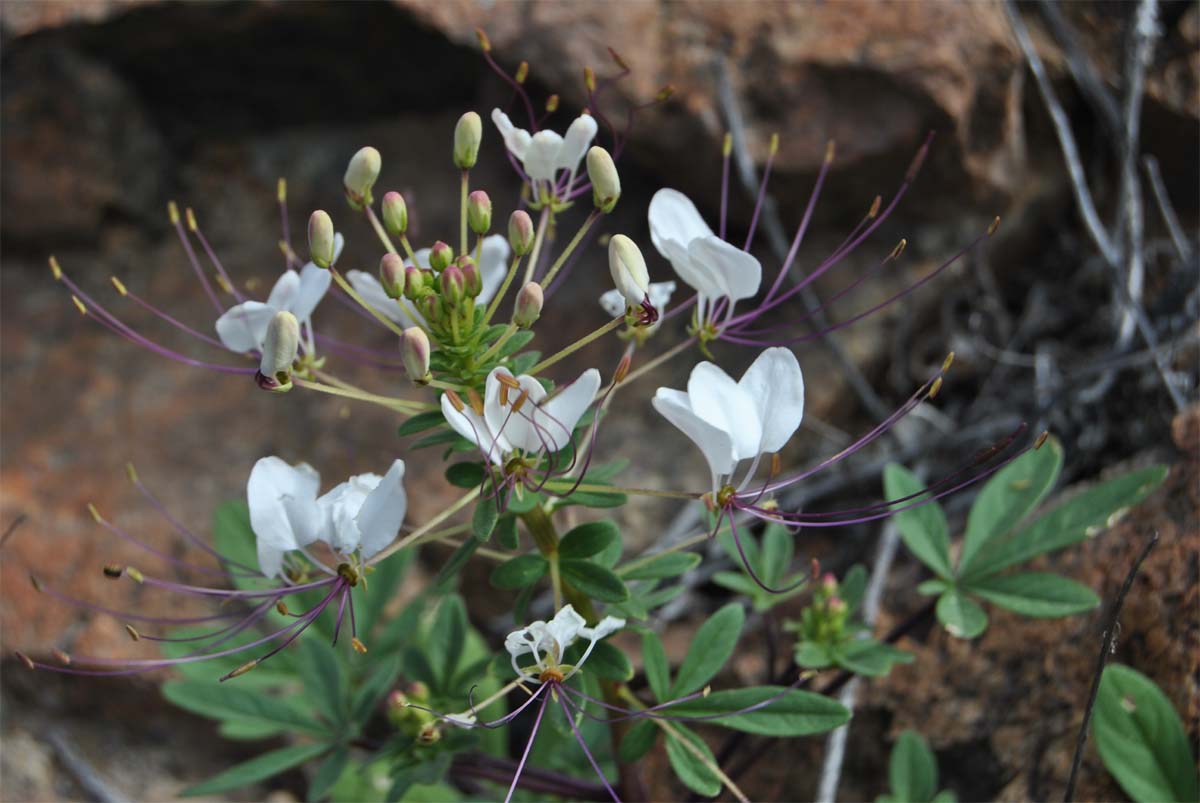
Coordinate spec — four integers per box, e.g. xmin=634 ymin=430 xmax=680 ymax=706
xmin=719 ymin=141 xmax=731 ymax=242
xmin=189 ymin=219 xmax=247 ymax=304
xmin=505 ymin=687 xmax=551 ymax=803
xmin=117 ymin=287 xmax=227 ymax=348
xmin=556 ymin=691 xmax=621 ymax=802
xmin=744 ymin=143 xmax=779 ymax=251
xmin=170 ymin=211 xmax=223 ymax=312
xmin=130 ymin=473 xmax=261 ymax=574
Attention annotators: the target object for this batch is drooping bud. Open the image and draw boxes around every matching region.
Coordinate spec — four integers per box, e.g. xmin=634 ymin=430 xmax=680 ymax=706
xmin=458 ymin=256 xmax=482 ymax=297
xmin=453 ymin=111 xmax=483 ymax=169
xmin=429 ymin=241 xmax=453 ymax=271
xmin=508 ymin=210 xmax=535 ymax=256
xmin=586 ymin=146 xmax=620 ymax=213
xmin=440 ymin=265 xmax=466 ymax=307
xmin=379 ymin=253 xmax=406 ymax=299
xmin=403 ymin=266 xmax=426 ymax=300
xmin=608 ymin=234 xmax=650 ymax=308
xmin=308 ymin=210 xmax=335 ymax=269
xmin=343 ymin=146 xmax=381 ymax=208
xmin=467 ymin=190 xmax=492 ymax=234
xmin=382 ymin=191 xmax=408 ymax=235
xmin=513 ymin=282 xmax=543 ymax=329
xmin=256 ymin=311 xmax=300 ymax=393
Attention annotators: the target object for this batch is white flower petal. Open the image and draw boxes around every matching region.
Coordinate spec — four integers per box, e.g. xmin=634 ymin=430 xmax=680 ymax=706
xmin=652 ymin=387 xmax=737 ymax=483
xmin=487 ymin=369 xmax=548 ymax=455
xmin=441 ymin=392 xmax=506 ymax=466
xmin=648 ymin=188 xmax=714 ymax=258
xmin=247 ymin=457 xmax=322 ymax=577
xmin=411 ymin=248 xmax=432 ymax=269
xmin=331 ymin=232 xmax=345 ymax=266
xmin=524 ymin=130 xmax=564 ymax=181
xmin=346 ymin=270 xmax=419 ymax=327
xmin=291 ymin=263 xmax=332 ymax=321
xmin=647 ymin=280 xmax=677 ymax=310
xmin=599 ymin=288 xmax=626 ymax=318
xmin=739 ymin=347 xmax=804 ymax=455
xmin=317 ymin=473 xmax=381 ymax=554
xmin=215 ymin=300 xmax=276 ymax=353
xmin=538 ymin=368 xmax=601 ymax=452
xmin=557 ymin=114 xmax=598 ymax=172
xmin=579 ymin=615 xmax=626 ymax=641
xmin=265 ymin=269 xmax=301 ymax=310
xmin=492 ymin=108 xmax=532 ymax=161
xmin=688 ymin=361 xmax=763 ymax=462
xmin=687 ymin=235 xmax=762 ymax=303
xmin=355 ymin=459 xmax=407 ymax=558
xmin=475 ymin=234 xmax=512 ymax=306
xmin=543 ymin=605 xmax=586 ymax=661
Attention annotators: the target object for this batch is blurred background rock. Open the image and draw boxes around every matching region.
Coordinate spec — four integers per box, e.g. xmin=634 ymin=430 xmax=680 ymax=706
xmin=1 ymin=1 xmax=1196 ymax=800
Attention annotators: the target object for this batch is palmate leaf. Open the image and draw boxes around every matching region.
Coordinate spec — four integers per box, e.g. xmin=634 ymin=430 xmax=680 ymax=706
xmin=181 ymin=742 xmax=331 ymax=797
xmin=935 ymin=589 xmax=988 ymax=639
xmin=163 ymin=680 xmax=328 ymax=736
xmin=558 ymin=520 xmax=620 ymax=559
xmin=884 ymin=464 xmax=953 ymax=579
xmin=666 ymin=686 xmax=850 ymax=736
xmin=964 ymin=572 xmax=1099 ymax=618
xmin=559 ymin=559 xmax=629 ymax=602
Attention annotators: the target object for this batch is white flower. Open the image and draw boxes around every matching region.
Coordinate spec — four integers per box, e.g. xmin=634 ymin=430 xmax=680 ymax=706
xmin=492 ymin=109 xmax=597 ymax=183
xmin=215 ymin=234 xmax=343 ymax=353
xmin=440 ymin=366 xmax=601 ymax=466
xmin=652 ymin=347 xmax=804 ymax=492
xmin=600 ymin=280 xmax=676 ymax=332
xmin=608 ymin=234 xmax=650 ymax=308
xmin=247 ymin=456 xmax=407 ymax=578
xmin=504 ymin=605 xmax=625 ymax=683
xmin=648 ymin=189 xmax=761 ymax=320
xmin=346 ymin=234 xmax=511 ymax=327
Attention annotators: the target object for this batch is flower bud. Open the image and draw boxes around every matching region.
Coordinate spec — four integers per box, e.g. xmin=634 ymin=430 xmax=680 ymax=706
xmin=608 ymin=234 xmax=649 ymax=308
xmin=440 ymin=264 xmax=466 ymax=307
xmin=256 ymin=311 xmax=300 ymax=392
xmin=457 ymin=256 xmax=482 ymax=297
xmin=508 ymin=210 xmax=535 ymax=256
xmin=821 ymin=572 xmax=838 ymax=593
xmin=308 ymin=210 xmax=335 ymax=269
xmin=827 ymin=597 xmax=847 ymax=615
xmin=403 ymin=265 xmax=426 ymax=300
xmin=586 ymin=146 xmax=620 ymax=213
xmin=387 ymin=690 xmax=409 ymax=718
xmin=513 ymin=282 xmax=543 ymax=329
xmin=381 ymin=191 xmax=408 ymax=235
xmin=420 ymin=294 xmax=439 ymax=322
xmin=453 ymin=111 xmax=483 ymax=169
xmin=429 ymin=241 xmax=453 ymax=272
xmin=401 ymin=327 xmax=431 ymax=385
xmin=467 ymin=190 xmax=492 ymax=234
xmin=379 ymin=253 xmax=405 ymax=299
xmin=408 ymin=681 xmax=430 ymax=700
xmin=343 ymin=146 xmax=381 ymax=208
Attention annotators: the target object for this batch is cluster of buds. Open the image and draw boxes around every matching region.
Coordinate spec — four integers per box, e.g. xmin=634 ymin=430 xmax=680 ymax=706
xmin=387 ymin=682 xmax=442 ymax=743
xmin=796 ymin=569 xmax=850 ymax=644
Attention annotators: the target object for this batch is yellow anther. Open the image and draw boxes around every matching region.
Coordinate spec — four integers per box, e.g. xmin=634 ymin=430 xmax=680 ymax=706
xmin=276 ymin=177 xmax=287 ymax=203
xmin=167 ymin=201 xmax=180 ymax=225
xmin=103 ymin=564 xmax=124 ymax=578
xmin=868 ymin=195 xmax=882 ymax=219
xmin=126 ymin=567 xmax=144 ymax=584
xmin=125 ymin=462 xmax=139 ymax=483
xmin=29 ymin=575 xmax=42 ymax=592
xmin=16 ymin=652 xmax=34 ymax=671
xmin=475 ymin=27 xmax=491 ymax=52
xmin=942 ymin=352 xmax=955 ymax=372
xmin=185 ymin=207 xmax=198 ymax=232
xmin=538 ymin=666 xmax=565 ymax=684
xmin=768 ymin=132 xmax=779 ymax=157
xmin=276 ymin=601 xmax=291 ymax=616
xmin=702 ymin=685 xmax=711 ymax=697
xmin=722 ymin=132 xmax=733 ymax=157
xmin=466 ymin=387 xmax=485 ymax=416
xmin=545 ymin=94 xmax=559 ymax=113
xmin=988 ymin=216 xmax=1001 ymax=236
xmin=511 ymin=389 xmax=530 ymax=414
xmin=215 ymin=274 xmax=234 ymax=295
xmin=87 ymin=503 xmax=103 ymax=523
xmin=110 ymin=276 xmax=128 ymax=296
xmin=824 ymin=139 xmax=835 ymax=164
xmin=929 ymin=376 xmax=943 ymax=399
xmin=496 ymin=373 xmax=522 ymax=390
xmin=71 ymin=295 xmax=87 ymax=316
xmin=352 ymin=637 xmax=368 ymax=654
xmin=890 ymin=239 xmax=907 ymax=260
xmin=770 ymin=453 xmax=782 ymax=479
xmin=52 ymin=649 xmax=71 ymax=665
xmin=584 ymin=66 xmax=596 ymax=93
xmin=228 ymin=659 xmax=259 ymax=678
xmin=515 ymin=61 xmax=529 ymax=84
xmin=656 ymin=84 xmax=675 ymax=102
xmin=125 ymin=624 xmax=141 ymax=641
xmin=1035 ymin=431 xmax=1050 ymax=449
xmin=49 ymin=255 xmax=63 ymax=281
xmin=445 ymin=389 xmax=465 ymax=413
xmin=499 ymin=383 xmax=510 ymax=407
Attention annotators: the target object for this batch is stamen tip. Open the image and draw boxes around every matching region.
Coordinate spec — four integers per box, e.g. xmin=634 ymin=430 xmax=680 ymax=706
xmin=889 ymin=238 xmax=907 ymax=260
xmin=824 ymin=139 xmax=835 ymax=163
xmin=906 ymin=140 xmax=930 ymax=182
xmin=125 ymin=462 xmax=139 ymax=483
xmin=613 ymin=353 xmax=632 ymax=384
xmin=103 ymin=564 xmax=124 ymax=579
xmin=223 ymin=658 xmax=260 ymax=680
xmin=70 ymin=295 xmax=87 ymax=316
xmin=769 ymin=133 xmax=780 ymax=156
xmin=445 ymin=389 xmax=465 ymax=413
xmin=110 ymin=276 xmax=128 ymax=296
xmin=583 ymin=66 xmax=596 ymax=93
xmin=126 ymin=566 xmax=144 ymax=584
xmin=167 ymin=201 xmax=180 ymax=225
xmin=942 ymin=352 xmax=955 ymax=372
xmin=29 ymin=574 xmax=42 ymax=592
xmin=351 ymin=637 xmax=368 ymax=654
xmin=515 ymin=60 xmax=529 ymax=84
xmin=466 ymin=387 xmax=485 ymax=416
xmin=987 ymin=216 xmax=1001 ymax=236
xmin=868 ymin=195 xmax=882 ymax=219
xmin=702 ymin=685 xmax=711 ymax=697
xmin=52 ymin=648 xmax=71 ymax=665
xmin=276 ymin=177 xmax=287 ymax=204
xmin=1035 ymin=430 xmax=1050 ymax=449
xmin=86 ymin=502 xmax=103 ymax=523
xmin=125 ymin=624 xmax=140 ymax=642
xmin=928 ymin=376 xmax=944 ymax=399
xmin=656 ymin=84 xmax=675 ymax=103
xmin=48 ymin=255 xmax=63 ymax=281
xmin=15 ymin=651 xmax=35 ymax=671
xmin=475 ymin=27 xmax=491 ymax=52
xmin=275 ymin=601 xmax=291 ymax=616
xmin=545 ymin=94 xmax=559 ymax=113
xmin=722 ymin=132 xmax=733 ymax=158
xmin=184 ymin=207 xmax=198 ymax=233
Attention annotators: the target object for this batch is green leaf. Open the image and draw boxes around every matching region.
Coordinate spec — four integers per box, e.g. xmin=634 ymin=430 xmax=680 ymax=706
xmin=494 ymin=515 xmax=519 ymax=550
xmin=794 ymin=640 xmax=835 ymax=669
xmin=162 ymin=681 xmax=327 ymax=736
xmin=445 ymin=462 xmax=485 ymax=489
xmin=957 ymin=437 xmax=1063 ymax=577
xmin=505 ymin=488 xmax=545 ymax=513
xmin=885 ymin=464 xmax=952 ymax=579
xmin=916 ymin=579 xmax=950 ymax=596
xmin=667 ymin=686 xmax=850 ymax=736
xmin=578 ymin=640 xmax=633 ymax=682
xmin=412 ymin=429 xmax=470 ymax=450
xmin=558 ymin=520 xmax=620 ymax=559
xmin=665 ymin=725 xmax=722 ymax=797
xmin=935 ymin=590 xmax=988 ymax=639
xmin=356 ymin=548 xmax=414 ymax=639
xmin=556 ymin=488 xmax=628 ymax=509
xmin=642 ymin=631 xmax=671 ymax=702
xmin=718 ymin=528 xmax=761 ymax=578
xmin=619 ymin=719 xmax=659 ymax=764
xmin=965 ymin=572 xmax=1099 ymax=618
xmin=711 ymin=571 xmax=766 ymax=599
xmin=760 ymin=523 xmax=794 ymax=587
xmin=472 ymin=499 xmax=499 ymax=541
xmin=398 ymin=410 xmax=446 ymax=437
xmin=507 ymin=350 xmax=540 ymax=376
xmin=181 ymin=742 xmax=330 ymax=797
xmin=559 ymin=559 xmax=629 ymax=602
xmin=297 ymin=639 xmax=346 ymax=728
xmin=307 ymin=745 xmax=349 ymax=803
xmin=433 ymin=538 xmax=480 ymax=589
xmin=595 ymin=533 xmax=623 ymax=568
xmin=210 ymin=501 xmax=267 ymax=591
xmin=498 ymin=329 xmax=534 ymax=358
xmin=217 ymin=720 xmax=285 ymax=741
xmin=619 ymin=552 xmax=701 ymax=581
xmin=351 ymin=654 xmax=403 ymax=725
xmin=888 ymin=730 xmax=938 ymax=803
xmin=1093 ymin=664 xmax=1199 ymax=803
xmin=834 ymin=639 xmax=915 ymax=678
xmin=965 ymin=466 xmax=1168 ymax=581
xmin=840 ymin=564 xmax=869 ymax=613
xmin=670 ymin=603 xmax=744 ymax=698
xmin=427 ymin=595 xmax=468 ymax=687
xmin=490 ymin=554 xmax=547 ymax=589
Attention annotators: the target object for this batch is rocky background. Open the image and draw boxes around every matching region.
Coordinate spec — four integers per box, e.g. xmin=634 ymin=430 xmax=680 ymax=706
xmin=1 ymin=1 xmax=1197 ymax=801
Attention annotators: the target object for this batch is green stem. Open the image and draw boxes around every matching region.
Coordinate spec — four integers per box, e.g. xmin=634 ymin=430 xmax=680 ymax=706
xmin=521 ymin=506 xmax=563 ymax=611
xmin=476 ymin=323 xmax=519 ymax=366
xmin=459 ymin=169 xmax=469 ymax=256
xmin=330 ymin=268 xmax=407 ymax=337
xmin=539 ymin=210 xmax=600 ymax=290
xmin=483 ymin=255 xmax=524 ymax=326
xmin=540 ymin=479 xmax=699 ymax=501
xmin=522 ymin=208 xmax=552 ymax=287
xmin=528 ymin=316 xmax=623 ymax=376
xmin=364 ymin=206 xmax=398 ymax=256
xmin=398 ymin=234 xmax=417 ymax=263
xmin=293 ymin=377 xmax=430 ymax=414
xmin=370 ymin=487 xmax=481 ymax=564
xmin=601 ymin=335 xmax=697 ymax=395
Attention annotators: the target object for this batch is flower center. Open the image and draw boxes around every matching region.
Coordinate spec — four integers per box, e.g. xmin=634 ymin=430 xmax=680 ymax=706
xmin=538 ymin=666 xmax=565 ymax=683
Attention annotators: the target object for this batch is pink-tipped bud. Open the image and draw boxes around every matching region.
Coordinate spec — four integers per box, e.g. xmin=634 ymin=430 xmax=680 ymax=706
xmin=256 ymin=311 xmax=299 ymax=392
xmin=467 ymin=190 xmax=492 ymax=234
xmin=827 ymin=597 xmax=846 ymax=614
xmin=401 ymin=327 xmax=431 ymax=385
xmin=440 ymin=264 xmax=466 ymax=306
xmin=343 ymin=146 xmax=381 ymax=209
xmin=458 ymin=256 xmax=482 ymax=297
xmin=508 ymin=210 xmax=535 ymax=256
xmin=382 ymin=191 xmax=408 ymax=235
xmin=821 ymin=572 xmax=838 ymax=592
xmin=308 ymin=210 xmax=335 ymax=269
xmin=408 ymin=681 xmax=430 ymax=700
xmin=429 ymin=241 xmax=453 ymax=271
xmin=379 ymin=253 xmax=405 ymax=299
xmin=513 ymin=282 xmax=543 ymax=328
xmin=453 ymin=111 xmax=483 ymax=169
xmin=586 ymin=146 xmax=620 ymax=213
xmin=403 ymin=265 xmax=426 ymax=300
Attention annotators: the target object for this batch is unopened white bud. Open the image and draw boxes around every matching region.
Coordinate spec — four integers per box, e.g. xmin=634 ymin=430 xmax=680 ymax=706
xmin=453 ymin=112 xmax=483 ymax=169
xmin=257 ymin=311 xmax=300 ymax=392
xmin=344 ymin=146 xmax=381 ymax=209
xmin=513 ymin=282 xmax=543 ymax=329
xmin=401 ymin=327 xmax=432 ymax=385
xmin=586 ymin=146 xmax=620 ymax=213
xmin=608 ymin=234 xmax=649 ymax=308
xmin=308 ymin=210 xmax=335 ymax=269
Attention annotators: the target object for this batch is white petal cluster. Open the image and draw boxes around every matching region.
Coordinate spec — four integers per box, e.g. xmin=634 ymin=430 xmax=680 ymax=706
xmin=440 ymin=366 xmax=601 ymax=465
xmin=504 ymin=605 xmax=625 ymax=683
xmin=600 ymin=280 xmax=676 ymax=333
xmin=247 ymin=456 xmax=407 ymax=578
xmin=492 ymin=110 xmax=597 ymax=183
xmin=215 ymin=234 xmax=343 ymax=353
xmin=652 ymin=347 xmax=804 ymax=491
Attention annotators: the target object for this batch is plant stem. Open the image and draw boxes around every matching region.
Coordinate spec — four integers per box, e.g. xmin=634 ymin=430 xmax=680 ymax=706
xmin=370 ymin=487 xmax=481 ymax=563
xmin=528 ymin=316 xmax=623 ymax=376
xmin=522 ymin=208 xmax=551 ymax=287
xmin=476 ymin=323 xmax=519 ymax=366
xmin=364 ymin=206 xmax=398 ymax=256
xmin=484 ymin=255 xmax=524 ymax=326
xmin=330 ymin=268 xmax=408 ymax=337
xmin=460 ymin=169 xmax=470 ymax=256
xmin=539 ymin=210 xmax=600 ymax=290
xmin=292 ymin=377 xmax=430 ymax=414
xmin=521 ymin=506 xmax=563 ymax=611
xmin=541 ymin=479 xmax=699 ymax=501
